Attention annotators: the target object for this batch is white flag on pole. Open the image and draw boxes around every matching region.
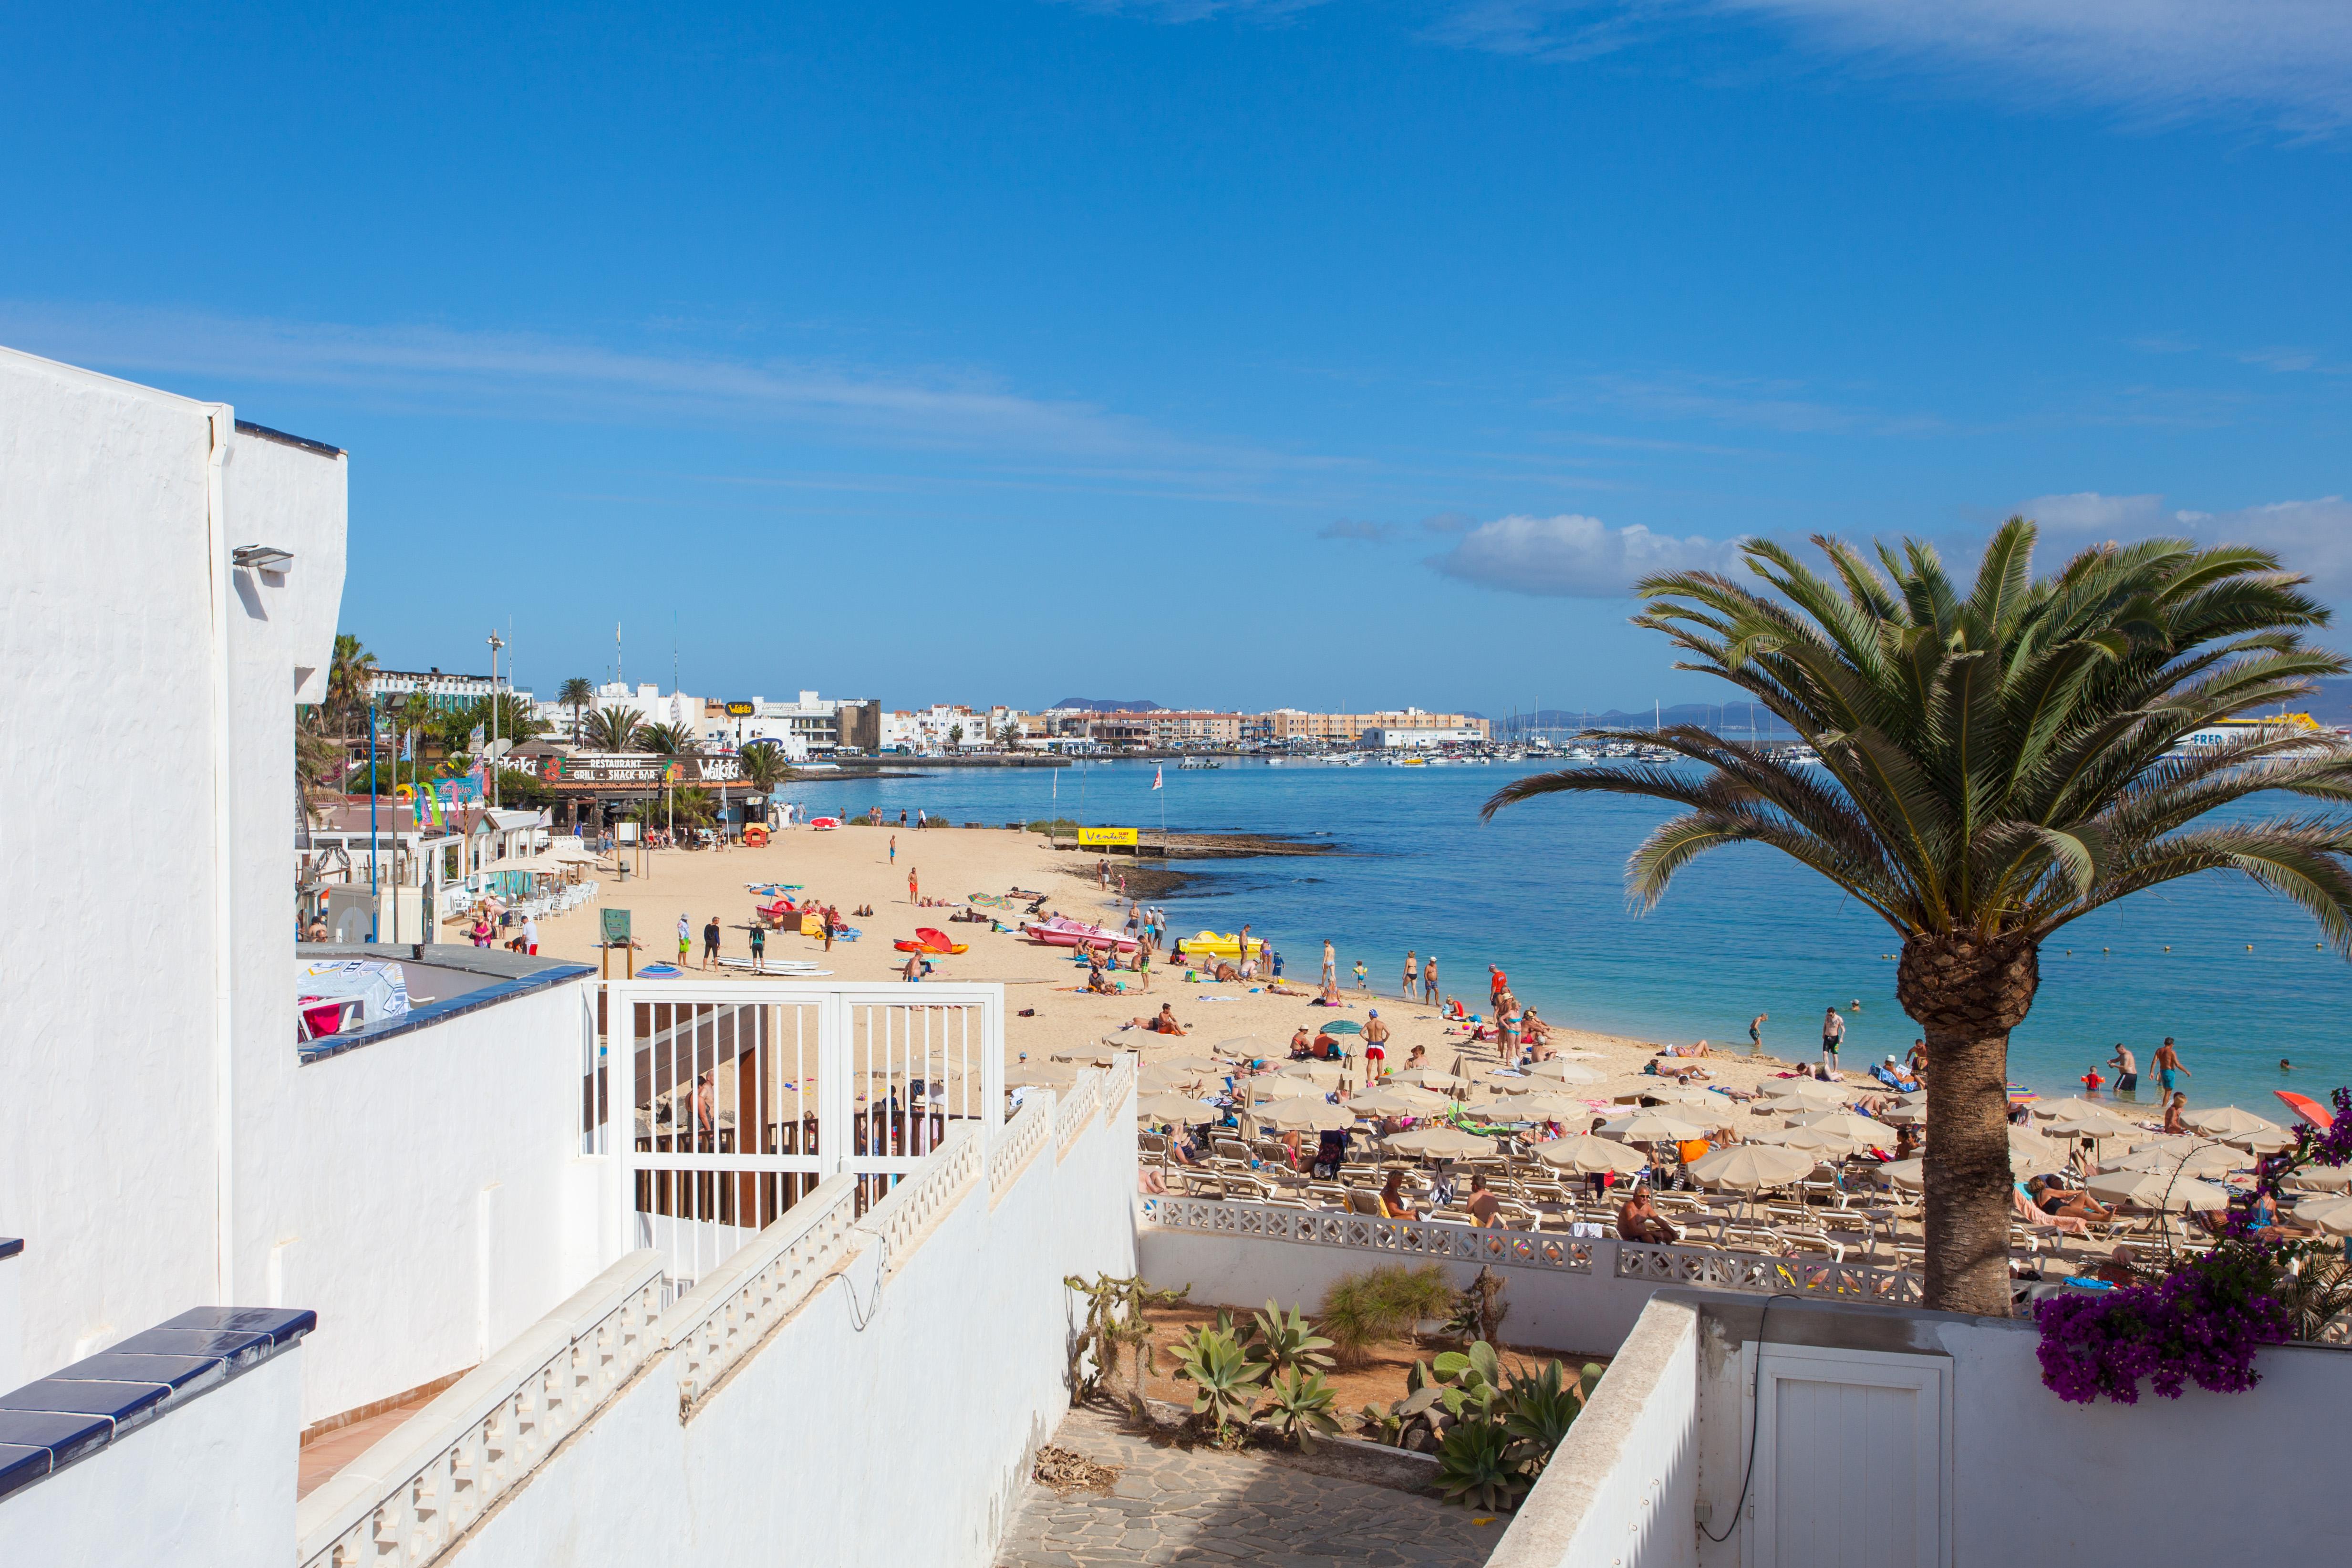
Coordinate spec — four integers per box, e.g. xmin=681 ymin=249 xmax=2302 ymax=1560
xmin=1152 ymin=766 xmax=1163 ymax=790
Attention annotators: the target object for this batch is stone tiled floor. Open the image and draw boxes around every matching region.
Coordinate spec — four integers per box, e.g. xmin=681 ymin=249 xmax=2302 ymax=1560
xmin=994 ymin=1409 xmax=1501 ymax=1568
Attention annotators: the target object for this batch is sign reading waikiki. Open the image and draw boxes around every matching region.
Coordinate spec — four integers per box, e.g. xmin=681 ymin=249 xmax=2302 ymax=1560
xmin=1077 ymin=826 xmax=1138 ymax=847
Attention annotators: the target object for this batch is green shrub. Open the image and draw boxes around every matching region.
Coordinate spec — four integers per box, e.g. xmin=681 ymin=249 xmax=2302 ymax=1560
xmin=1319 ymin=1265 xmax=1454 ymax=1367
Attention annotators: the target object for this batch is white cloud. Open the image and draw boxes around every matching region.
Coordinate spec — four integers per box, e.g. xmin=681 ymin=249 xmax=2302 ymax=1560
xmin=1429 ymin=511 xmax=1738 ymax=596
xmin=2018 ymin=490 xmax=2352 ymax=598
xmin=0 ymin=301 xmax=1206 ymax=462
xmin=1431 ymin=1 xmax=2352 ymax=131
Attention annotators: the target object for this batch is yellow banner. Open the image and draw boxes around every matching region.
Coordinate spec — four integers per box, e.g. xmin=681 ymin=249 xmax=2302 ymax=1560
xmin=1077 ymin=826 xmax=1139 ymax=847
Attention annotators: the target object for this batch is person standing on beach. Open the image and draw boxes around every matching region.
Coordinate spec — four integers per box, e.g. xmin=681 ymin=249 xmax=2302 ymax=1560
xmin=1402 ymin=951 xmax=1418 ymax=999
xmin=678 ymin=913 xmax=692 ymax=964
xmin=2153 ymin=1038 xmax=2189 ymax=1095
xmin=1322 ymin=940 xmax=1337 ymax=987
xmin=1820 ymin=1006 xmax=1845 ymax=1070
xmin=748 ymin=922 xmax=766 ymax=975
xmin=2108 ymin=1042 xmax=2138 ymax=1093
xmin=1488 ymin=965 xmax=1508 ymax=1016
xmin=1362 ymin=1010 xmax=1390 ymax=1075
xmin=909 ymin=867 xmax=919 ymax=905
xmin=1422 ymin=956 xmax=1439 ymax=1006
xmin=1749 ymin=1013 xmax=1766 ymax=1052
xmin=702 ymin=914 xmax=722 ymax=970
xmin=1352 ymin=958 xmax=1368 ymax=990
xmin=889 ymin=835 xmax=896 ymax=865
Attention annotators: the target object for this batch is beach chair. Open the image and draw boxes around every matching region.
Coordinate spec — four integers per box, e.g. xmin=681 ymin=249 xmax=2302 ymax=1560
xmin=1496 ymin=1201 xmax=1542 ymax=1231
xmin=1784 ymin=1232 xmax=1845 ymax=1265
xmin=1427 ymin=1207 xmax=1477 ymax=1226
xmin=1345 ymin=1189 xmax=1388 ymax=1217
xmin=1212 ymin=1138 xmax=1252 ymax=1164
xmin=1303 ymin=1183 xmax=1349 ymax=1208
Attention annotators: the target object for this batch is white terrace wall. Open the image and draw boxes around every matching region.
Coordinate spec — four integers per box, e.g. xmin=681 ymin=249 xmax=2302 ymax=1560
xmin=1 ymin=347 xmax=345 ymax=1380
xmin=261 ymin=978 xmax=606 ymax=1424
xmin=436 ymin=1061 xmax=1137 ymax=1568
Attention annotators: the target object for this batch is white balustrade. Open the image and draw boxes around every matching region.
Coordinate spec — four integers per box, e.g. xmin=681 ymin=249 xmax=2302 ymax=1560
xmin=1054 ymin=1069 xmax=1103 ymax=1158
xmin=666 ymin=1175 xmax=862 ymax=1407
xmin=1143 ymin=1197 xmax=1596 ymax=1273
xmin=1614 ymin=1239 xmax=1926 ymax=1305
xmin=860 ymin=1124 xmax=986 ymax=1260
xmin=991 ymin=1092 xmax=1057 ymax=1195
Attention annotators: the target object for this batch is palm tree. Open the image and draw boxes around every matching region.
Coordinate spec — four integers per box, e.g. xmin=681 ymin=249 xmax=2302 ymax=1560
xmin=1483 ymin=521 xmax=2352 ymax=1315
xmin=947 ymin=723 xmax=964 ymax=755
xmin=740 ymin=741 xmax=794 ymax=791
xmin=638 ymin=722 xmax=692 ymax=756
xmin=583 ymin=706 xmax=644 ymax=752
xmin=326 ymin=633 xmax=377 ymax=745
xmin=559 ymin=676 xmax=594 ymax=742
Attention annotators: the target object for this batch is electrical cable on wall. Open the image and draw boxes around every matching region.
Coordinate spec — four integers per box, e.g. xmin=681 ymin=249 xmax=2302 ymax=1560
xmin=846 ymin=1233 xmax=891 ymax=1331
xmin=1700 ymin=1293 xmax=1797 ymax=1545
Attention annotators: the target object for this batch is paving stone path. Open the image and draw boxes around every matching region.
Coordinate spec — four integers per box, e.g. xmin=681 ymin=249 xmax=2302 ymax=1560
xmin=994 ymin=1409 xmax=1502 ymax=1568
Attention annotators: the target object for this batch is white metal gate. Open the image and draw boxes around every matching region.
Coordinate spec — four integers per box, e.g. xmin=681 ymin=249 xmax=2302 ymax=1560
xmin=1751 ymin=1343 xmax=1951 ymax=1568
xmin=599 ymin=980 xmax=1005 ymax=1288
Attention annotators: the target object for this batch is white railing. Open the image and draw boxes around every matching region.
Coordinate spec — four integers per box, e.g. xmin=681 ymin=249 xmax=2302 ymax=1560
xmin=1143 ymin=1197 xmax=1596 ymax=1273
xmin=1615 ymin=1240 xmax=1926 ymax=1306
xmin=1101 ymin=1051 xmax=1135 ymax=1117
xmin=859 ymin=1123 xmax=986 ymax=1261
xmin=297 ymin=1252 xmax=669 ymax=1568
xmin=1054 ymin=1069 xmax=1103 ymax=1158
xmin=666 ymin=1175 xmax=862 ymax=1408
xmin=991 ymin=1092 xmax=1057 ymax=1195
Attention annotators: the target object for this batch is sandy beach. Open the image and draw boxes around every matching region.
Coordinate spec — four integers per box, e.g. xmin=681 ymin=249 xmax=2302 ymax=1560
xmin=528 ymin=822 xmax=1833 ymax=1107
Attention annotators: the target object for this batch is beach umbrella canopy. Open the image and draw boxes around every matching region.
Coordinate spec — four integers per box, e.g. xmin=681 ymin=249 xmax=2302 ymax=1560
xmin=2183 ymin=1105 xmax=2279 ymax=1139
xmin=2045 ymin=1108 xmax=2141 ymax=1139
xmin=1533 ymin=1134 xmax=1647 ymax=1174
xmin=1505 ymin=1094 xmax=1603 ymax=1123
xmin=1152 ymin=1056 xmax=1230 ymax=1075
xmin=1688 ymin=1144 xmax=1816 ymax=1193
xmin=1243 ymin=1075 xmax=1328 ymax=1100
xmin=1318 ymin=1019 xmax=1363 ymax=1035
xmin=1638 ymin=1084 xmax=1720 ymax=1106
xmin=2105 ymin=1142 xmax=2239 ymax=1179
xmin=2007 ymin=1127 xmax=2068 ymax=1174
xmin=1788 ymin=1110 xmax=1890 ymax=1142
xmin=1005 ymin=1059 xmax=1078 ymax=1088
xmin=1778 ymin=1126 xmax=1863 ymax=1156
xmin=2294 ymin=1194 xmax=2352 ymax=1234
xmin=1214 ymin=1037 xmax=1280 ymax=1060
xmin=2086 ymin=1169 xmax=2232 ymax=1210
xmin=2285 ymin=1166 xmax=2352 ymax=1192
xmin=2229 ymin=1128 xmax=2298 ymax=1154
xmin=1055 ymin=1047 xmax=1122 ymax=1067
xmin=1777 ymin=1080 xmax=1854 ymax=1105
xmin=1385 ymin=1126 xmax=1496 ymax=1157
xmin=1350 ymin=1086 xmax=1452 ymax=1116
xmin=1521 ymin=1058 xmax=1605 ymax=1083
xmin=1265 ymin=1097 xmax=1356 ymax=1132
xmin=1277 ymin=1061 xmax=1347 ymax=1085
xmin=1388 ymin=1068 xmax=1468 ymax=1090
xmin=1876 ymin=1158 xmax=1927 ymax=1190
xmin=1135 ymin=1093 xmax=1220 ymax=1124
xmin=2030 ymin=1096 xmax=2117 ymax=1123
xmin=1598 ymin=1110 xmax=1708 ymax=1143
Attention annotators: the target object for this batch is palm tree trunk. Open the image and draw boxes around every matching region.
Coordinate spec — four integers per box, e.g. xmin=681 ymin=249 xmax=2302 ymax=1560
xmin=1917 ymin=1025 xmax=2017 ymax=1315
xmin=1897 ymin=932 xmax=2039 ymax=1317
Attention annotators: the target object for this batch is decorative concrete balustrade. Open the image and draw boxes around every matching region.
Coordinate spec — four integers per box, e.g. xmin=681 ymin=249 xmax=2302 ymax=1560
xmin=1144 ymin=1197 xmax=1597 ymax=1273
xmin=670 ymin=1178 xmax=861 ymax=1408
xmin=1054 ymin=1070 xmax=1103 ymax=1157
xmin=991 ymin=1092 xmax=1058 ymax=1196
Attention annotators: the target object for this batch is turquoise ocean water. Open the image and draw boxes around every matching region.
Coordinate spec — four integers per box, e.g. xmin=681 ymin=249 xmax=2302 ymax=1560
xmin=782 ymin=759 xmax=2352 ymax=1114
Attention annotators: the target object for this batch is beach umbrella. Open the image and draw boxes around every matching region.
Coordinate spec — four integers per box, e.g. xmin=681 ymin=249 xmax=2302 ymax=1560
xmin=1688 ymin=1144 xmax=1815 ymax=1193
xmin=2029 ymin=1096 xmax=2115 ymax=1123
xmin=1779 ymin=1125 xmax=1864 ymax=1155
xmin=1385 ymin=1126 xmax=1496 ymax=1157
xmin=1521 ymin=1059 xmax=1605 ymax=1083
xmin=1054 ymin=1046 xmax=1122 ymax=1067
xmin=1597 ymin=1110 xmax=1708 ymax=1143
xmin=1350 ymin=1085 xmax=1452 ymax=1116
xmin=2104 ymin=1142 xmax=2240 ymax=1179
xmin=1875 ymin=1101 xmax=1927 ymax=1124
xmin=1265 ymin=1097 xmax=1355 ymax=1132
xmin=1152 ymin=1055 xmax=1230 ymax=1075
xmin=2294 ymin=1194 xmax=2352 ymax=1234
xmin=1243 ymin=1075 xmax=1327 ymax=1100
xmin=2285 ymin=1166 xmax=2352 ymax=1192
xmin=2086 ymin=1169 xmax=2232 ymax=1211
xmin=1637 ymin=1084 xmax=1720 ymax=1106
xmin=1876 ymin=1158 xmax=1926 ymax=1190
xmin=2008 ymin=1126 xmax=2068 ymax=1174
xmin=2183 ymin=1105 xmax=2279 ymax=1139
xmin=1533 ymin=1134 xmax=1646 ymax=1175
xmin=1214 ymin=1036 xmax=1280 ymax=1060
xmin=2228 ymin=1128 xmax=2298 ymax=1154
xmin=1388 ymin=1068 xmax=1469 ymax=1090
xmin=1788 ymin=1110 xmax=1890 ymax=1142
xmin=1135 ymin=1093 xmax=1219 ymax=1124
xmin=1278 ymin=1061 xmax=1347 ymax=1085
xmin=1505 ymin=1094 xmax=1603 ymax=1123
xmin=1005 ymin=1059 xmax=1078 ymax=1088
xmin=1318 ymin=1019 xmax=1363 ymax=1035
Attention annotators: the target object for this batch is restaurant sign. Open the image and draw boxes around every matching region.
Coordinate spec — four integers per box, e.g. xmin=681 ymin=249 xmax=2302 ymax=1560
xmin=1077 ymin=826 xmax=1139 ymax=847
xmin=535 ymin=753 xmax=745 ymax=787
xmin=724 ymin=701 xmax=756 ymax=717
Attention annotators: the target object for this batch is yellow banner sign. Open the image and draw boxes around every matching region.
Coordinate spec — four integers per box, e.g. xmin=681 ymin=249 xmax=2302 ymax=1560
xmin=1077 ymin=826 xmax=1139 ymax=847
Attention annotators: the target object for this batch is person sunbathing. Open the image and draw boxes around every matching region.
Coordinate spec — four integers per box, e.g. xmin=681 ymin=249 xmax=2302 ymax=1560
xmin=1378 ymin=1169 xmax=1417 ymax=1220
xmin=2013 ymin=1182 xmax=2092 ymax=1237
xmin=1616 ymin=1186 xmax=1680 ymax=1245
xmin=1132 ymin=1004 xmax=1187 ymax=1036
xmin=1289 ymin=1026 xmax=1316 ymax=1059
xmin=2027 ymin=1176 xmax=2114 ymax=1224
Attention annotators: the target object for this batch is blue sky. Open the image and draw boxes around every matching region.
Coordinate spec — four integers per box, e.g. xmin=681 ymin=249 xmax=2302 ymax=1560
xmin=5 ymin=1 xmax=2349 ymax=714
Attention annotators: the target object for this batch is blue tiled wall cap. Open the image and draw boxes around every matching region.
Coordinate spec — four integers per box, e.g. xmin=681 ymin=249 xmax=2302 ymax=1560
xmin=159 ymin=1306 xmax=318 ymax=1343
xmin=105 ymin=1326 xmax=280 ymax=1373
xmin=0 ymin=1378 xmax=173 ymax=1431
xmin=0 ymin=1412 xmax=113 ymax=1500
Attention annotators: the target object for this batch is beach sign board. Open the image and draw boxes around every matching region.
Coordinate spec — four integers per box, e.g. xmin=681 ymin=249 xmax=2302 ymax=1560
xmin=1078 ymin=826 xmax=1138 ymax=847
xmin=601 ymin=908 xmax=632 ymax=945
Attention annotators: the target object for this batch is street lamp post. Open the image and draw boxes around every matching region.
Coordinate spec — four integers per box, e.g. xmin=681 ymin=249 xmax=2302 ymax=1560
xmin=487 ymin=630 xmax=506 ymax=810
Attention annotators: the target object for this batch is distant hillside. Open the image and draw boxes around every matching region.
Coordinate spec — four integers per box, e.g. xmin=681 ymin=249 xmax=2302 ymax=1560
xmin=1052 ymin=697 xmax=1164 ymax=712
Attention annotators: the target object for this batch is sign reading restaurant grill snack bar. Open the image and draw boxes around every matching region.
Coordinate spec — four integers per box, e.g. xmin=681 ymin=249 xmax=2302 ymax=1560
xmin=534 ymin=753 xmax=746 ymax=786
xmin=1077 ymin=826 xmax=1138 ymax=847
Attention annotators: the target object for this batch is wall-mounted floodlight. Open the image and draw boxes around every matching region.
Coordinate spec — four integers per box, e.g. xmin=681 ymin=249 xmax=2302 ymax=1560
xmin=232 ymin=545 xmax=294 ymax=571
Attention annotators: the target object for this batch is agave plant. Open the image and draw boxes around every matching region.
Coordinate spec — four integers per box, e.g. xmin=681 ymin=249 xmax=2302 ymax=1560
xmin=1434 ymin=1418 xmax=1529 ymax=1511
xmin=1247 ymin=1301 xmax=1335 ymax=1378
xmin=1170 ymin=1324 xmax=1264 ymax=1444
xmin=1260 ymin=1367 xmax=1341 ymax=1450
xmin=1431 ymin=1340 xmax=1506 ymax=1422
xmin=1501 ymin=1359 xmax=1605 ymax=1472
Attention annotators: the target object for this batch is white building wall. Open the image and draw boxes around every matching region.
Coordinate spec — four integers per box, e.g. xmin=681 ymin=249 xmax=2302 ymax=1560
xmin=0 ymin=347 xmax=344 ymax=1377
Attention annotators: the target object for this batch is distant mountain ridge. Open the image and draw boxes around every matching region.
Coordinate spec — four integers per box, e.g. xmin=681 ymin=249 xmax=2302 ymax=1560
xmin=1051 ymin=697 xmax=1164 ymax=712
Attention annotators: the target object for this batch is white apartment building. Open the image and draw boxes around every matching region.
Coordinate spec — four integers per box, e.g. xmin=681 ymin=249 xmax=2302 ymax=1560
xmin=881 ymin=703 xmax=1030 ymax=751
xmin=701 ymin=690 xmax=848 ymax=758
xmin=365 ymin=666 xmax=532 ymax=716
xmin=1360 ymin=725 xmax=1486 ymax=749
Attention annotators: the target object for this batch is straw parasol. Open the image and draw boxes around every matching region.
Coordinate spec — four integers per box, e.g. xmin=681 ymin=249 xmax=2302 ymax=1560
xmin=1385 ymin=1126 xmax=1497 ymax=1158
xmin=1597 ymin=1110 xmax=1708 ymax=1143
xmin=1787 ymin=1110 xmax=1892 ymax=1142
xmin=1533 ymin=1134 xmax=1647 ymax=1175
xmin=1135 ymin=1093 xmax=1220 ymax=1124
xmin=1350 ymin=1085 xmax=1452 ymax=1116
xmin=2293 ymin=1194 xmax=2352 ymax=1234
xmin=2085 ymin=1169 xmax=2232 ymax=1211
xmin=1265 ymin=1098 xmax=1356 ymax=1132
xmin=2183 ymin=1105 xmax=2279 ymax=1139
xmin=1688 ymin=1143 xmax=1816 ymax=1193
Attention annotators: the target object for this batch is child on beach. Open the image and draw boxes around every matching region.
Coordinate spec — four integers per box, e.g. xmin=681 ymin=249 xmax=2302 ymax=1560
xmin=1352 ymin=960 xmax=1368 ymax=990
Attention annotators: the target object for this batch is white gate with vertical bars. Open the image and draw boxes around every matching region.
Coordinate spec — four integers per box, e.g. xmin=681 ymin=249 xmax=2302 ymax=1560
xmin=598 ymin=980 xmax=1005 ymax=1289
